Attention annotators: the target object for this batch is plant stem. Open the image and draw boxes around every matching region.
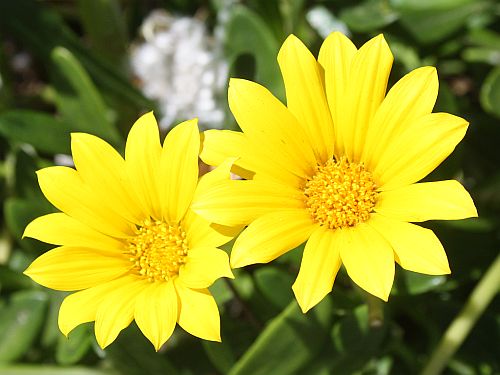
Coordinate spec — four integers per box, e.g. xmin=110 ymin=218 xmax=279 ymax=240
xmin=420 ymin=253 xmax=500 ymax=375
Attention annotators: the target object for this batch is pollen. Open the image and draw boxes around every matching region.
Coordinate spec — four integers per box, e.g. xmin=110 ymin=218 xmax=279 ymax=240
xmin=303 ymin=157 xmax=378 ymax=229
xmin=128 ymin=219 xmax=189 ymax=282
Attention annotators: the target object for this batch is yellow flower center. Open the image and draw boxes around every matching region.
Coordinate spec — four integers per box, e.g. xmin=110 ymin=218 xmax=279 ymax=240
xmin=128 ymin=219 xmax=189 ymax=282
xmin=304 ymin=157 xmax=377 ymax=229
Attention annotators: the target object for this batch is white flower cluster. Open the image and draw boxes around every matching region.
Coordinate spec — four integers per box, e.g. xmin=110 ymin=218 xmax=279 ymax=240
xmin=130 ymin=10 xmax=228 ymax=130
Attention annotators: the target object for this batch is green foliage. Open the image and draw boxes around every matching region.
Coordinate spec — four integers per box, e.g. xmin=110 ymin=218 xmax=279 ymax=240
xmin=0 ymin=0 xmax=499 ymax=374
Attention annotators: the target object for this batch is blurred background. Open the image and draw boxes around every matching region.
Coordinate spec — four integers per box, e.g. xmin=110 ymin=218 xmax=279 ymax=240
xmin=0 ymin=0 xmax=499 ymax=374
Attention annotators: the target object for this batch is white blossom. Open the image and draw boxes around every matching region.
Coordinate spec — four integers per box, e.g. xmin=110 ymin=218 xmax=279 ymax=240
xmin=130 ymin=10 xmax=228 ymax=130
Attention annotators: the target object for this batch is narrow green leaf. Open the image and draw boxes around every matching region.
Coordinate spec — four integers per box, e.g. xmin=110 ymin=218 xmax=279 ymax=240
xmin=229 ymin=298 xmax=333 ymax=375
xmin=253 ymin=266 xmax=294 ymax=309
xmin=56 ymin=324 xmax=93 ymax=365
xmin=480 ymin=66 xmax=500 ymax=119
xmin=404 ymin=272 xmax=447 ymax=295
xmin=77 ymin=0 xmax=127 ymax=66
xmin=0 ymin=111 xmax=71 ymax=154
xmin=340 ymin=0 xmax=398 ymax=32
xmin=0 ymin=366 xmax=116 ymax=375
xmin=0 ymin=291 xmax=48 ymax=363
xmin=50 ymin=47 xmax=121 ymax=146
xmin=0 ymin=0 xmax=152 ymax=109
xmin=225 ymin=5 xmax=284 ymax=100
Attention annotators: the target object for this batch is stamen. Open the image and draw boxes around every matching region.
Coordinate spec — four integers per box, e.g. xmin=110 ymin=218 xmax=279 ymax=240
xmin=303 ymin=157 xmax=377 ymax=229
xmin=128 ymin=219 xmax=188 ymax=282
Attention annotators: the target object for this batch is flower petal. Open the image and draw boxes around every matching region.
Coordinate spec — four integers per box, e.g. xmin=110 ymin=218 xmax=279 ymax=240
xmin=341 ymin=34 xmax=393 ymax=162
xmin=228 ymin=78 xmax=316 ymax=178
xmin=183 ymin=209 xmax=241 ymax=249
xmin=37 ymin=166 xmax=134 ymax=238
xmin=201 ymin=130 xmax=303 ymax=185
xmin=375 ymin=180 xmax=477 ymax=222
xmin=24 ymin=246 xmax=132 ymax=291
xmin=175 ymin=280 xmax=221 ymax=342
xmin=368 ymin=214 xmax=450 ymax=275
xmin=292 ymin=226 xmax=342 ymax=313
xmin=179 ymin=247 xmax=233 ymax=289
xmin=71 ymin=133 xmax=144 ymax=224
xmin=230 ymin=209 xmax=315 ymax=268
xmin=373 ymin=113 xmax=469 ymax=190
xmin=58 ymin=275 xmax=137 ymax=336
xmin=318 ymin=31 xmax=357 ymax=156
xmin=125 ymin=112 xmax=162 ymax=220
xmin=94 ymin=278 xmax=147 ymax=349
xmin=160 ymin=119 xmax=200 ymax=223
xmin=363 ymin=66 xmax=438 ymax=169
xmin=277 ymin=34 xmax=334 ymax=163
xmin=24 ymin=213 xmax=124 ymax=251
xmin=192 ymin=179 xmax=305 ymax=227
xmin=134 ymin=281 xmax=178 ymax=351
xmin=340 ymin=223 xmax=394 ymax=301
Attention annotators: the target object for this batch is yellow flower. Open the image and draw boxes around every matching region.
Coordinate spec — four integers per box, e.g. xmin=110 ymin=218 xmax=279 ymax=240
xmin=23 ymin=112 xmax=237 ymax=350
xmin=193 ymin=33 xmax=478 ymax=312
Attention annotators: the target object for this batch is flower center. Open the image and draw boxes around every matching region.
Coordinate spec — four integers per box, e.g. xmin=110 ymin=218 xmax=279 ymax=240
xmin=128 ymin=219 xmax=188 ymax=282
xmin=303 ymin=157 xmax=377 ymax=229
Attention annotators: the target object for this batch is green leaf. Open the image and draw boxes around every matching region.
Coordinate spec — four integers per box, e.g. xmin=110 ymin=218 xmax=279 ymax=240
xmin=228 ymin=298 xmax=333 ymax=375
xmin=0 ymin=111 xmax=72 ymax=154
xmin=225 ymin=5 xmax=284 ymax=100
xmin=0 ymin=265 xmax=32 ymax=291
xmin=4 ymin=197 xmax=54 ymax=248
xmin=339 ymin=0 xmax=398 ymax=32
xmin=203 ymin=340 xmax=236 ymax=374
xmin=50 ymin=47 xmax=121 ymax=146
xmin=77 ymin=0 xmax=127 ymax=66
xmin=105 ymin=324 xmax=179 ymax=375
xmin=0 ymin=366 xmax=116 ymax=375
xmin=396 ymin=0 xmax=490 ymax=44
xmin=253 ymin=266 xmax=294 ymax=309
xmin=56 ymin=324 xmax=93 ymax=365
xmin=0 ymin=290 xmax=48 ymax=363
xmin=329 ymin=304 xmax=387 ymax=373
xmin=480 ymin=66 xmax=500 ymax=119
xmin=0 ymin=0 xmax=152 ymax=110
xmin=404 ymin=271 xmax=447 ymax=295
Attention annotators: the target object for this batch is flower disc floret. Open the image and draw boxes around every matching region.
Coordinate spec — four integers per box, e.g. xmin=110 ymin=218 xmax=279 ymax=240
xmin=304 ymin=157 xmax=377 ymax=229
xmin=128 ymin=218 xmax=189 ymax=282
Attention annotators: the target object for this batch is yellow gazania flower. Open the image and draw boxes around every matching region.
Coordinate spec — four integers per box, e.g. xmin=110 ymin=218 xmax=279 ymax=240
xmin=23 ymin=112 xmax=236 ymax=350
xmin=193 ymin=33 xmax=478 ymax=312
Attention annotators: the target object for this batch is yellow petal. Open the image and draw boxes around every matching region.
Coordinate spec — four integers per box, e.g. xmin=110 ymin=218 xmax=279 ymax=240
xmin=340 ymin=34 xmax=393 ymax=161
xmin=71 ymin=133 xmax=145 ymax=224
xmin=318 ymin=31 xmax=357 ymax=156
xmin=292 ymin=226 xmax=342 ymax=313
xmin=183 ymin=209 xmax=241 ymax=249
xmin=175 ymin=280 xmax=221 ymax=342
xmin=192 ymin=180 xmax=305 ymax=226
xmin=24 ymin=247 xmax=131 ymax=291
xmin=363 ymin=66 xmax=438 ymax=168
xmin=94 ymin=278 xmax=147 ymax=349
xmin=373 ymin=113 xmax=469 ymax=190
xmin=160 ymin=119 xmax=200 ymax=223
xmin=230 ymin=209 xmax=315 ymax=268
xmin=368 ymin=214 xmax=450 ymax=275
xmin=201 ymin=130 xmax=303 ymax=185
xmin=340 ymin=223 xmax=394 ymax=301
xmin=23 ymin=213 xmax=124 ymax=251
xmin=228 ymin=78 xmax=316 ymax=178
xmin=58 ymin=275 xmax=136 ymax=336
xmin=277 ymin=34 xmax=334 ymax=163
xmin=37 ymin=166 xmax=134 ymax=238
xmin=375 ymin=180 xmax=477 ymax=222
xmin=134 ymin=281 xmax=178 ymax=351
xmin=179 ymin=247 xmax=233 ymax=289
xmin=125 ymin=112 xmax=162 ymax=220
